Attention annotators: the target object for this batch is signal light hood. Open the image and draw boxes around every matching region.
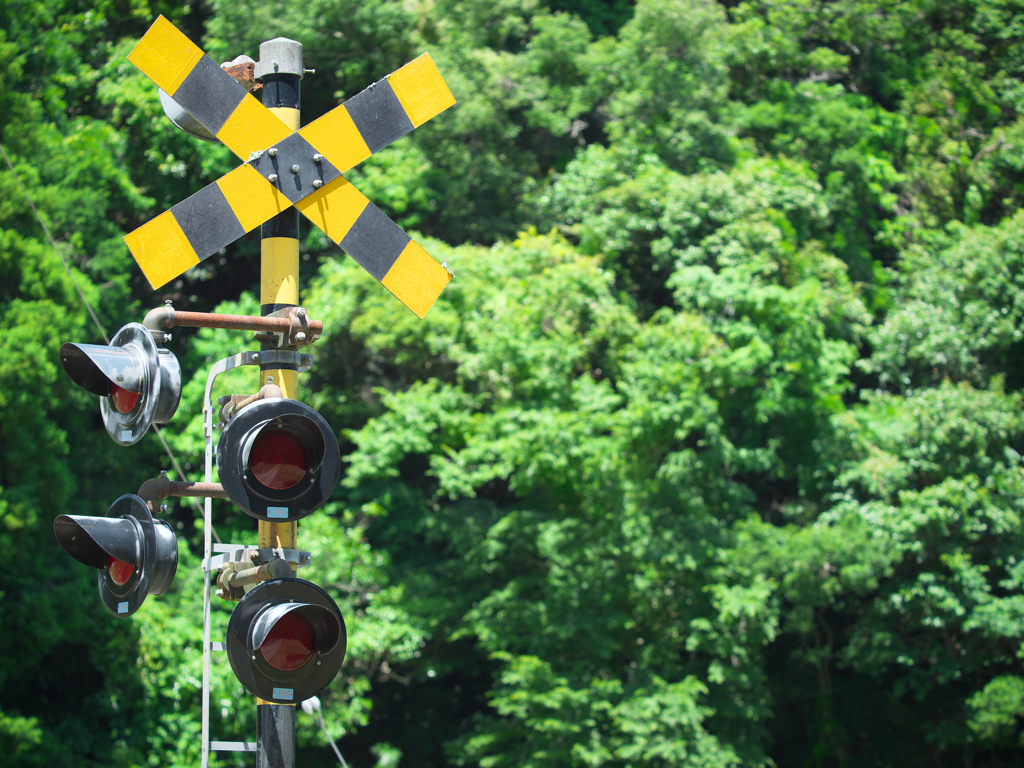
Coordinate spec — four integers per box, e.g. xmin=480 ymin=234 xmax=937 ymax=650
xmin=59 ymin=343 xmax=144 ymax=396
xmin=53 ymin=515 xmax=140 ymax=568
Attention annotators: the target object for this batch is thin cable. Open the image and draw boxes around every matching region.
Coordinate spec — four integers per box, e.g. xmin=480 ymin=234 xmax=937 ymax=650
xmin=318 ymin=711 xmax=349 ymax=768
xmin=1 ymin=142 xmax=218 ymax=541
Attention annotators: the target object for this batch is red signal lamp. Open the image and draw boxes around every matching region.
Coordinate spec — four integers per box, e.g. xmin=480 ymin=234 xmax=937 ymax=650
xmin=106 ymin=553 xmax=136 ymax=586
xmin=250 ymin=430 xmax=308 ymax=490
xmin=111 ymin=383 xmax=140 ymax=415
xmin=226 ymin=578 xmax=346 ymax=704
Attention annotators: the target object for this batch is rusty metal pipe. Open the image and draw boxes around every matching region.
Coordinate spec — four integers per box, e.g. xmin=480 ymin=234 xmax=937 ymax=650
xmin=221 ymin=381 xmax=283 ymax=423
xmin=143 ymin=308 xmax=322 ymax=335
xmin=217 ymin=557 xmax=291 ymax=592
xmin=167 ymin=481 xmax=229 ymax=498
xmin=137 ymin=474 xmax=228 ymax=503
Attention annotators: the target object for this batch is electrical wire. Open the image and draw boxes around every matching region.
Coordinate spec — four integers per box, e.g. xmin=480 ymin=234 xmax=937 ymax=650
xmin=1 ymin=142 xmax=220 ymax=542
xmin=302 ymin=697 xmax=349 ymax=768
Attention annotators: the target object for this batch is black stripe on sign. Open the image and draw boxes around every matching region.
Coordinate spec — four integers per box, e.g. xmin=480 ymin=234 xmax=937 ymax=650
xmin=172 ymin=55 xmax=247 ymax=135
xmin=173 ymin=183 xmax=245 ymax=260
xmin=343 ymin=79 xmax=414 ymax=154
xmin=340 ymin=203 xmax=410 ymax=281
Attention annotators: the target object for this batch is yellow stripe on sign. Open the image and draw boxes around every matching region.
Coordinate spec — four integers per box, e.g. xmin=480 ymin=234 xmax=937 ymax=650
xmin=295 ymin=176 xmax=370 ymax=245
xmin=123 ymin=210 xmax=200 ymax=289
xmin=127 ymin=15 xmax=204 ymax=96
xmin=216 ymin=164 xmax=292 ymax=232
xmin=298 ymin=107 xmax=371 ymax=174
xmin=387 ymin=53 xmax=457 ymax=128
xmin=217 ymin=94 xmax=294 ymax=162
xmin=381 ymin=240 xmax=452 ymax=318
xmin=269 ymin=107 xmax=300 ymax=133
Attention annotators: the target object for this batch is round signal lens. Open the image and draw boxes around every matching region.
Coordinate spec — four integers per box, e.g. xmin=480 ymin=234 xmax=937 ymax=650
xmin=260 ymin=611 xmax=315 ymax=671
xmin=249 ymin=431 xmax=308 ymax=490
xmin=111 ymin=384 xmax=139 ymax=414
xmin=106 ymin=553 xmax=135 ymax=585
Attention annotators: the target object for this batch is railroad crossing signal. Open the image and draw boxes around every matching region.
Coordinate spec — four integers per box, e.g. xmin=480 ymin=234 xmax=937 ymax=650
xmin=124 ymin=16 xmax=457 ymax=318
xmin=226 ymin=578 xmax=346 ymax=704
xmin=59 ymin=322 xmax=182 ymax=446
xmin=216 ymin=397 xmax=341 ymax=522
xmin=54 ymin=494 xmax=178 ymax=617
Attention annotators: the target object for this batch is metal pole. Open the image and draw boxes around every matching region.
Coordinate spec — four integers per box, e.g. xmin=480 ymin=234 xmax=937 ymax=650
xmin=256 ymin=34 xmax=304 ymax=768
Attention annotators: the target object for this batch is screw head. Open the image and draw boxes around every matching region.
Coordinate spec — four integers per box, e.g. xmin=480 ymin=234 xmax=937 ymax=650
xmin=268 ymin=173 xmax=278 ymax=182
xmin=312 ymin=179 xmax=323 ymax=188
xmin=296 ymin=307 xmax=307 ymax=317
xmin=295 ymin=331 xmax=307 ymax=342
xmin=313 ymin=153 xmax=323 ymax=162
xmin=291 ymin=164 xmax=300 ymax=173
xmin=268 ymin=147 xmax=278 ymax=156
xmin=252 ymin=353 xmax=260 ymax=363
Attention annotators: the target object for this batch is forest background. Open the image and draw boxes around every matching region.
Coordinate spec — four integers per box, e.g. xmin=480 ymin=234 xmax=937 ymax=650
xmin=3 ymin=0 xmax=1024 ymax=765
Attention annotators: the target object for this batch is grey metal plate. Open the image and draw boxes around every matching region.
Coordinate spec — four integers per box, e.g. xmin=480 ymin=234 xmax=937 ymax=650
xmin=247 ymin=132 xmax=343 ymax=205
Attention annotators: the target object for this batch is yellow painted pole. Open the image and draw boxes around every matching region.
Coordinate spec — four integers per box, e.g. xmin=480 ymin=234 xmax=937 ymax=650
xmin=256 ymin=37 xmax=304 ymax=762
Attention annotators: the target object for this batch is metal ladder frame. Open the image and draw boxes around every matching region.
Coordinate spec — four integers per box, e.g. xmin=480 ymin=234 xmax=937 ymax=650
xmin=200 ymin=352 xmax=261 ymax=767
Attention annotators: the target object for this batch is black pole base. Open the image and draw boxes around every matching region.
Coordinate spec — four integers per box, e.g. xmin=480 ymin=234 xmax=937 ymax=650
xmin=257 ymin=703 xmax=296 ymax=768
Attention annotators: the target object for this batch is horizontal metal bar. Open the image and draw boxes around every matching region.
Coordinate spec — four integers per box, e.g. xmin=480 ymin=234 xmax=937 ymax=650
xmin=173 ymin=310 xmax=323 ymax=335
xmin=210 ymin=741 xmax=257 ymax=752
xmin=213 ymin=543 xmax=250 ymax=553
xmin=169 ymin=481 xmax=228 ymax=498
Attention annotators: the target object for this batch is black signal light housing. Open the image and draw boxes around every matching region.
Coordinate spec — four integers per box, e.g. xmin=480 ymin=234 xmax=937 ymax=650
xmin=216 ymin=398 xmax=341 ymax=522
xmin=53 ymin=494 xmax=178 ymax=617
xmin=226 ymin=578 xmax=347 ymax=704
xmin=59 ymin=322 xmax=181 ymax=446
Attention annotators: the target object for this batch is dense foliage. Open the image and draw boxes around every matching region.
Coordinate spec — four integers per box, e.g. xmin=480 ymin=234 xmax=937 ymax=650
xmin=3 ymin=0 xmax=1024 ymax=765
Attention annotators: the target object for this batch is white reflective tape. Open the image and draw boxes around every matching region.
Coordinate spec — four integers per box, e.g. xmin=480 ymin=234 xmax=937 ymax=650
xmin=267 ymin=507 xmax=289 ymax=519
xmin=117 ymin=602 xmax=129 ymax=614
xmin=120 ymin=430 xmax=132 ymax=441
xmin=272 ymin=687 xmax=294 ymax=700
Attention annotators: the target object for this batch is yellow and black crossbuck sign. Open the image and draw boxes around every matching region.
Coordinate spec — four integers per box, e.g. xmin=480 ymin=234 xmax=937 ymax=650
xmin=124 ymin=16 xmax=457 ymax=318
